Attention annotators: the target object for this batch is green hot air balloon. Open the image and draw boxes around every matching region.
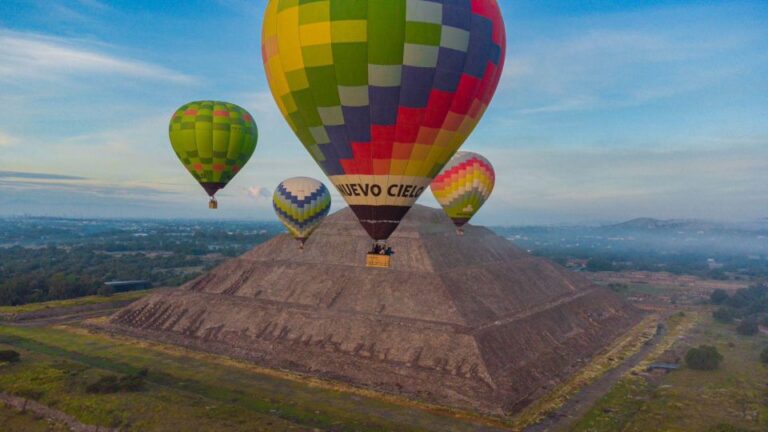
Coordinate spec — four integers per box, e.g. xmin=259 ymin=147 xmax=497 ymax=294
xmin=169 ymin=101 xmax=258 ymax=208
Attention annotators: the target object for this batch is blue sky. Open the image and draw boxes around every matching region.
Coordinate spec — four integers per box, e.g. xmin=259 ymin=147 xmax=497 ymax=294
xmin=0 ymin=0 xmax=766 ymax=224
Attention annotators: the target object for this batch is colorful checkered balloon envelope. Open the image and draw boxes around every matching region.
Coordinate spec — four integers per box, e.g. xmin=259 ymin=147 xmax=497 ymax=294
xmin=430 ymin=151 xmax=495 ymax=230
xmin=273 ymin=177 xmax=332 ymax=247
xmin=169 ymin=101 xmax=258 ymax=207
xmin=262 ymin=0 xmax=505 ymax=240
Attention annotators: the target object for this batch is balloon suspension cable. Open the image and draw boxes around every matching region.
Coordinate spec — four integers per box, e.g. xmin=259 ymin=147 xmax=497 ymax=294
xmin=208 ymin=197 xmax=218 ymax=209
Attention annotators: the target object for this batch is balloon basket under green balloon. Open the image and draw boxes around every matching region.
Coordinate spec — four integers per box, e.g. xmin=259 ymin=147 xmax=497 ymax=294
xmin=208 ymin=198 xmax=218 ymax=209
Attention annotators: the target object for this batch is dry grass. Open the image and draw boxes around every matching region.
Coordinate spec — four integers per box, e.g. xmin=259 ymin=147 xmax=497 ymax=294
xmin=0 ymin=322 xmax=512 ymax=431
xmin=0 ymin=290 xmax=153 ymax=315
xmin=572 ymin=312 xmax=768 ymax=432
xmin=75 ymin=319 xmax=514 ymax=429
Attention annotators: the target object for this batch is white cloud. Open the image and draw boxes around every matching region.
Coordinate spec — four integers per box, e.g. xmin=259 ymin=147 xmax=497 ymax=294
xmin=0 ymin=132 xmax=17 ymax=148
xmin=0 ymin=30 xmax=196 ymax=84
xmin=248 ymin=186 xmax=272 ymax=200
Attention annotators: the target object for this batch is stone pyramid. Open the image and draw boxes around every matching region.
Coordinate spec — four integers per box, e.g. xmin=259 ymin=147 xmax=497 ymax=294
xmin=109 ymin=205 xmax=640 ymax=414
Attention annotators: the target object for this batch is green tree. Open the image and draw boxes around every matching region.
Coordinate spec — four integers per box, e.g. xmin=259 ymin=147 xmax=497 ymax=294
xmin=713 ymin=307 xmax=735 ymax=323
xmin=685 ymin=345 xmax=723 ymax=370
xmin=0 ymin=350 xmax=20 ymax=363
xmin=736 ymin=319 xmax=759 ymax=336
xmin=760 ymin=347 xmax=768 ymax=364
xmin=710 ymin=289 xmax=729 ymax=305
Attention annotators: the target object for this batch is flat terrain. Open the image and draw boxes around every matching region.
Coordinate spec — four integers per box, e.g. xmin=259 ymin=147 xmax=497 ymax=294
xmin=569 ymin=312 xmax=768 ymax=431
xmin=0 ymin=320 xmax=512 ymax=431
xmin=588 ymin=271 xmax=749 ymax=293
xmin=0 ymin=404 xmax=68 ymax=431
xmin=0 ymin=290 xmax=154 ymax=316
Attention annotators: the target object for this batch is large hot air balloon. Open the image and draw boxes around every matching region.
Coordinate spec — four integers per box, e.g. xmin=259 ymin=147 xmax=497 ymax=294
xmin=261 ymin=0 xmax=505 ymax=244
xmin=169 ymin=101 xmax=258 ymax=209
xmin=430 ymin=151 xmax=495 ymax=233
xmin=273 ymin=177 xmax=332 ymax=249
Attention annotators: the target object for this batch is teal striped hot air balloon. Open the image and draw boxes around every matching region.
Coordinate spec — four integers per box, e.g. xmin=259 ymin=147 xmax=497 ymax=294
xmin=273 ymin=177 xmax=332 ymax=249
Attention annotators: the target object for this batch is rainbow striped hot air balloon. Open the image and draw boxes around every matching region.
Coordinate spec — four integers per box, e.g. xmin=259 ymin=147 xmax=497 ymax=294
xmin=169 ymin=101 xmax=258 ymax=208
xmin=262 ymin=0 xmax=505 ymax=243
xmin=431 ymin=151 xmax=495 ymax=233
xmin=273 ymin=177 xmax=332 ymax=248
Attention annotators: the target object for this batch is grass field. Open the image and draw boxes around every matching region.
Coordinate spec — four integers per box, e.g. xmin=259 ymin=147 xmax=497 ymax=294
xmin=0 ymin=323 xmax=509 ymax=432
xmin=571 ymin=313 xmax=768 ymax=432
xmin=0 ymin=404 xmax=68 ymax=431
xmin=0 ymin=290 xmax=153 ymax=315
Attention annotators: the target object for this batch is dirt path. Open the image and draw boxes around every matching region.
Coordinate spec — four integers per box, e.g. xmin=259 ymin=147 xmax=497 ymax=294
xmin=524 ymin=323 xmax=664 ymax=432
xmin=7 ymin=308 xmax=120 ymax=328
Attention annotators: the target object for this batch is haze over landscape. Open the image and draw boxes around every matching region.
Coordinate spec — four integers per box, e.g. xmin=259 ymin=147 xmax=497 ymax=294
xmin=1 ymin=0 xmax=766 ymax=224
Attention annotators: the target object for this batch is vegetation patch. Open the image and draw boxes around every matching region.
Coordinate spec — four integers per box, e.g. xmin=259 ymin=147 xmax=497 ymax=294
xmin=0 ymin=349 xmax=20 ymax=363
xmin=0 ymin=325 xmax=507 ymax=432
xmin=685 ymin=345 xmax=723 ymax=370
xmin=86 ymin=374 xmax=145 ymax=394
xmin=572 ymin=315 xmax=768 ymax=431
xmin=0 ymin=290 xmax=152 ymax=315
xmin=710 ymin=284 xmax=768 ymax=324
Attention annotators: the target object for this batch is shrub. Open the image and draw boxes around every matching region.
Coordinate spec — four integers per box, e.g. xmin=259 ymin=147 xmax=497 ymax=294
xmin=713 ymin=307 xmax=735 ymax=323
xmin=86 ymin=374 xmax=145 ymax=394
xmin=86 ymin=375 xmax=120 ymax=393
xmin=710 ymin=289 xmax=729 ymax=305
xmin=0 ymin=350 xmax=20 ymax=363
xmin=685 ymin=345 xmax=723 ymax=370
xmin=708 ymin=424 xmax=751 ymax=432
xmin=119 ymin=375 xmax=145 ymax=392
xmin=736 ymin=319 xmax=759 ymax=336
xmin=761 ymin=347 xmax=768 ymax=364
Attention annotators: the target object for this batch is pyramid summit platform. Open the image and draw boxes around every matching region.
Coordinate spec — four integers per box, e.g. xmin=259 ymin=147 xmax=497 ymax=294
xmin=109 ymin=205 xmax=641 ymax=414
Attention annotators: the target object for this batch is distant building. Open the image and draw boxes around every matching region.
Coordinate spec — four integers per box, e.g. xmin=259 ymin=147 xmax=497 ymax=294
xmin=104 ymin=280 xmax=151 ymax=292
